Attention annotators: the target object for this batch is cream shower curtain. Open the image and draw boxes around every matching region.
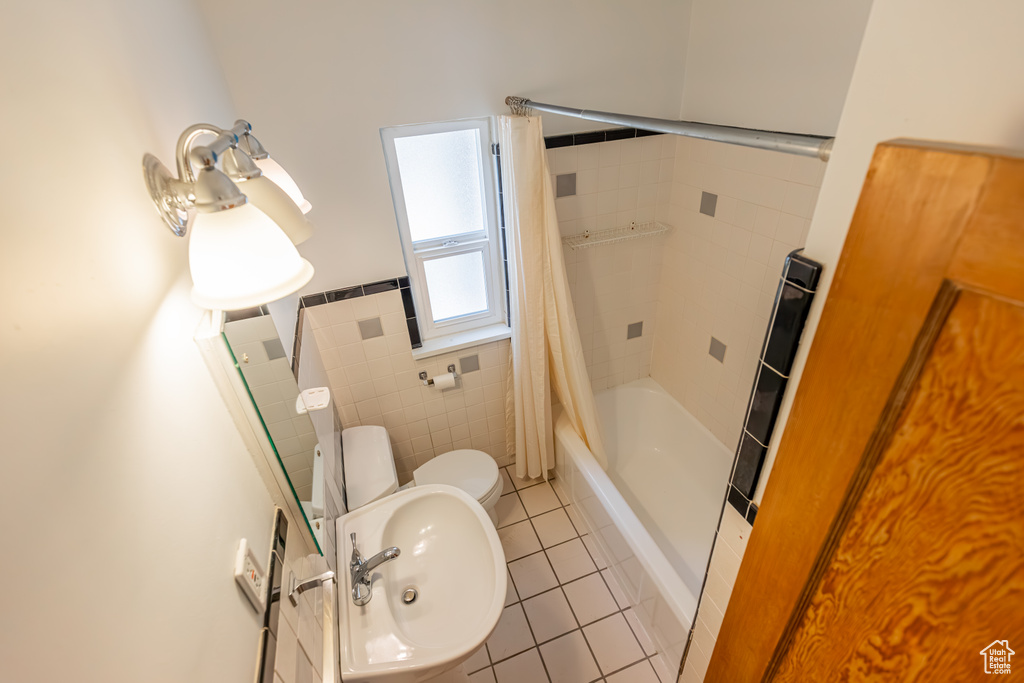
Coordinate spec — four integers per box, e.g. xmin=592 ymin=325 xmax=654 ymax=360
xmin=500 ymin=115 xmax=607 ymax=479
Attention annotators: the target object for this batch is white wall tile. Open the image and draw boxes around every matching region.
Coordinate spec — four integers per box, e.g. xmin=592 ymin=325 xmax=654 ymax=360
xmin=650 ymin=138 xmax=822 ymax=452
xmin=304 ymin=293 xmax=513 ymax=484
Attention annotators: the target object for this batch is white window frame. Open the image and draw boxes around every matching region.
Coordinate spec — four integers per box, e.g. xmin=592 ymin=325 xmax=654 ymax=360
xmin=381 ymin=117 xmax=506 ymax=344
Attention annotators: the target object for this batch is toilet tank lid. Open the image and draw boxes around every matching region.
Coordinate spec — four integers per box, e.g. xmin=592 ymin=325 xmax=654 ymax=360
xmin=342 ymin=426 xmax=398 ymax=510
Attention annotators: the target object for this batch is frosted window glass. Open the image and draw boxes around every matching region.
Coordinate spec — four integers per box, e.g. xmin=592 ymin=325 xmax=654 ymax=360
xmin=423 ymin=252 xmax=488 ymax=322
xmin=394 ymin=129 xmax=485 ymax=243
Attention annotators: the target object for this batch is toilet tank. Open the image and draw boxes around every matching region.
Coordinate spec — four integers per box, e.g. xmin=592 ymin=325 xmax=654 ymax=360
xmin=342 ymin=425 xmax=399 ymax=510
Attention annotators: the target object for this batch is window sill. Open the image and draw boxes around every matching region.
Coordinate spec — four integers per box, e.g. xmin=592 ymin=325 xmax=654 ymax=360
xmin=411 ymin=323 xmax=511 ymax=360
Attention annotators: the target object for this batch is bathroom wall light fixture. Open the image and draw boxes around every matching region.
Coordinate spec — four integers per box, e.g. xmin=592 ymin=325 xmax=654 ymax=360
xmin=238 ymin=130 xmax=313 ymax=215
xmin=143 ymin=120 xmax=314 ymax=311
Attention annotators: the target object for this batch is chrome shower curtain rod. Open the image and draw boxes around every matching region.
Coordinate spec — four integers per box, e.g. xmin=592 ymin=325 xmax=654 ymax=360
xmin=504 ymin=96 xmax=834 ymax=161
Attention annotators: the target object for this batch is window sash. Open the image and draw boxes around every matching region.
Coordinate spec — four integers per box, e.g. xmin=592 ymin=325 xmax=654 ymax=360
xmin=415 ymin=241 xmax=495 ymax=328
xmin=381 ymin=117 xmax=505 ymax=341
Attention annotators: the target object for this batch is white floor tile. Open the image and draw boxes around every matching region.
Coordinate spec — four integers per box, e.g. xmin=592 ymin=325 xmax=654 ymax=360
xmin=493 ymin=648 xmax=548 ymax=683
xmin=580 ymin=534 xmax=608 ymax=570
xmin=498 ymin=520 xmax=541 ymax=561
xmin=522 ymin=589 xmax=578 ymax=643
xmin=550 ymin=477 xmax=570 ymax=505
xmin=601 ymin=568 xmax=629 ymax=609
xmin=504 ymin=568 xmax=519 ymax=607
xmin=564 ymin=504 xmax=587 ymax=534
xmin=563 ymin=573 xmax=618 ymax=626
xmin=495 ymin=493 xmax=528 ymax=528
xmin=539 ymin=630 xmax=601 ymax=683
xmin=499 ymin=468 xmax=514 ymax=494
xmin=605 ymin=660 xmax=660 ymax=683
xmin=649 ymin=653 xmax=676 ymax=683
xmin=508 ymin=468 xmax=545 ymax=491
xmin=464 ymin=644 xmax=491 ymax=673
xmin=486 ymin=604 xmax=535 ymax=662
xmin=468 ymin=666 xmax=496 ymax=683
xmin=519 ymin=482 xmax=562 ymax=517
xmin=583 ymin=613 xmax=646 ymax=675
xmin=508 ymin=552 xmax=559 ymax=599
xmin=623 ymin=609 xmax=656 ymax=656
xmin=546 ymin=538 xmax=597 ymax=583
xmin=532 ymin=508 xmax=578 ymax=548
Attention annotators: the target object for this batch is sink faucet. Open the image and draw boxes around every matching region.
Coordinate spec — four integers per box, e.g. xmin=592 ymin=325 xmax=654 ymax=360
xmin=349 ymin=532 xmax=401 ymax=606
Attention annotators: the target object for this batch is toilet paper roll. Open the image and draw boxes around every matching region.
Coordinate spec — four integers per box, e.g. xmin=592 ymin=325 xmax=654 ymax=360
xmin=432 ymin=372 xmax=457 ymax=390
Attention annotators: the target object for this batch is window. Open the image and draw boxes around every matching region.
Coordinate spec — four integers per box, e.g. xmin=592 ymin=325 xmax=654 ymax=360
xmin=381 ymin=118 xmax=506 ymax=347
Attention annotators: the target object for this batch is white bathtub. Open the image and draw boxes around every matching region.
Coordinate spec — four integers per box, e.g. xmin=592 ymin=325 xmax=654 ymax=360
xmin=554 ymin=377 xmax=732 ymax=669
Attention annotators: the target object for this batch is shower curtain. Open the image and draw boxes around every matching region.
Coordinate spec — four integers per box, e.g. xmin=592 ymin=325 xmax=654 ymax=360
xmin=499 ymin=114 xmax=607 ymax=479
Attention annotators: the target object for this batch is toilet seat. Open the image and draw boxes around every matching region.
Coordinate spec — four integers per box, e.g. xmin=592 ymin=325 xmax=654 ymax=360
xmin=413 ymin=449 xmax=502 ymax=505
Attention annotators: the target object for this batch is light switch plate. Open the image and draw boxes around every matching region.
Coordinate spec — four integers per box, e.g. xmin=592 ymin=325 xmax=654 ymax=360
xmin=234 ymin=538 xmax=267 ymax=612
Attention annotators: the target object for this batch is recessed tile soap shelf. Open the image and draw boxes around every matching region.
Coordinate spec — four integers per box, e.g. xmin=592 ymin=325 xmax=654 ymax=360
xmin=561 ymin=220 xmax=671 ymax=251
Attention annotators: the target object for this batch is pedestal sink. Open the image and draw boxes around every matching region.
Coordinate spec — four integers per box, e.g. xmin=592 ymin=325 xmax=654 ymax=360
xmin=336 ymin=484 xmax=507 ymax=682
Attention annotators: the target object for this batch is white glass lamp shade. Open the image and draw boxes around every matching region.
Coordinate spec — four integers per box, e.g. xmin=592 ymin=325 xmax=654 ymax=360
xmin=237 ymin=175 xmax=313 ymax=245
xmin=188 ymin=202 xmax=314 ymax=311
xmin=254 ymin=156 xmax=312 ymax=214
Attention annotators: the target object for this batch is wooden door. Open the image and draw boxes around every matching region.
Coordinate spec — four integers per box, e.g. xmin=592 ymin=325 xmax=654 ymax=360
xmin=706 ymin=141 xmax=1024 ymax=682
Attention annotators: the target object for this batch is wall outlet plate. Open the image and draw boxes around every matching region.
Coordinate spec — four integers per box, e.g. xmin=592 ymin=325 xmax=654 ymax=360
xmin=234 ymin=538 xmax=267 ymax=612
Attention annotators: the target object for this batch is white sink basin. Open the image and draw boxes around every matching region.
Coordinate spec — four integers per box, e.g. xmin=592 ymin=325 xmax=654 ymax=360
xmin=336 ymin=484 xmax=506 ymax=682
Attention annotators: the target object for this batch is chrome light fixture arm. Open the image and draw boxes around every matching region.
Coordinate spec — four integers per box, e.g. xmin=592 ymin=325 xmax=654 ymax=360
xmin=174 ymin=119 xmax=254 ymax=183
xmin=144 ymin=120 xmax=258 ymax=237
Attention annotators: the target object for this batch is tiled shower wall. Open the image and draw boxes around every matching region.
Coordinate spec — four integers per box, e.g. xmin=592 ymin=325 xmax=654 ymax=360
xmin=652 ymin=137 xmax=826 ymax=451
xmin=546 ymin=135 xmax=674 ymax=390
xmin=303 ymin=288 xmax=511 ymax=485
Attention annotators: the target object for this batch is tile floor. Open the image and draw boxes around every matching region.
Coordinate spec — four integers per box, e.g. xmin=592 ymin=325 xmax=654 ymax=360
xmin=462 ymin=465 xmax=677 ymax=683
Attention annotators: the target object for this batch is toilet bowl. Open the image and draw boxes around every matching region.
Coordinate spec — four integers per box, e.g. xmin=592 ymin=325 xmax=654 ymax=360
xmin=343 ymin=425 xmax=503 ymax=526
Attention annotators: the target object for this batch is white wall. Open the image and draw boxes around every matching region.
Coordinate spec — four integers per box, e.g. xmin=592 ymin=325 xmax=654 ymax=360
xmin=754 ymin=0 xmax=1024 ymax=504
xmin=681 ymin=0 xmax=873 ymax=136
xmin=0 ymin=2 xmax=289 ymax=680
xmin=194 ymin=0 xmax=693 ymax=293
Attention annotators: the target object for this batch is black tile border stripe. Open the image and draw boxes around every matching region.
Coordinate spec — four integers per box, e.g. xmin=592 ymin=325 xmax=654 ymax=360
xmin=544 ymin=127 xmax=664 ymax=149
xmin=726 ymin=249 xmax=823 ymax=520
xmin=297 ymin=276 xmax=422 ymax=351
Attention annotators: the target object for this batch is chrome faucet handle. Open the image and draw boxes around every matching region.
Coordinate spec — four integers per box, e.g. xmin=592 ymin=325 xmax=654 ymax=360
xmin=351 ymin=580 xmax=371 ymax=606
xmin=349 ymin=532 xmax=363 ymax=569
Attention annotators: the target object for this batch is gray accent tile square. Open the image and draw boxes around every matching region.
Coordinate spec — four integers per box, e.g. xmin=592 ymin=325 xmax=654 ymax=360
xmin=357 ymin=317 xmax=384 ymax=340
xmin=262 ymin=338 xmax=286 ymax=361
xmin=700 ymin=191 xmax=718 ymax=217
xmin=709 ymin=336 xmax=727 ymax=363
xmin=556 ymin=173 xmax=577 ymax=198
xmin=626 ymin=321 xmax=643 ymax=340
xmin=459 ymin=354 xmax=480 ymax=374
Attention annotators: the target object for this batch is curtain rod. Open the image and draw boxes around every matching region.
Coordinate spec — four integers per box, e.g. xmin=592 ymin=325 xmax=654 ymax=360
xmin=505 ymin=96 xmax=833 ymax=161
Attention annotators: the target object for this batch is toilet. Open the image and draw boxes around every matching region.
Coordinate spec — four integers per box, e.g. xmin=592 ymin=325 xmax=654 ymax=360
xmin=342 ymin=425 xmax=503 ymax=526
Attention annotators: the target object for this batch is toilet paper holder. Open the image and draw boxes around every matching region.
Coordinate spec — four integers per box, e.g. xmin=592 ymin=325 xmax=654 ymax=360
xmin=420 ymin=365 xmax=458 ymax=386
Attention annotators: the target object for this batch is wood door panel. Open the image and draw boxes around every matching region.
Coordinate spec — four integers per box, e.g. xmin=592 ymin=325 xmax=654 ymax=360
xmin=772 ymin=290 xmax=1024 ymax=682
xmin=948 ymin=158 xmax=1024 ymax=302
xmin=706 ymin=141 xmax=1024 ymax=683
xmin=705 ymin=142 xmax=993 ymax=682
